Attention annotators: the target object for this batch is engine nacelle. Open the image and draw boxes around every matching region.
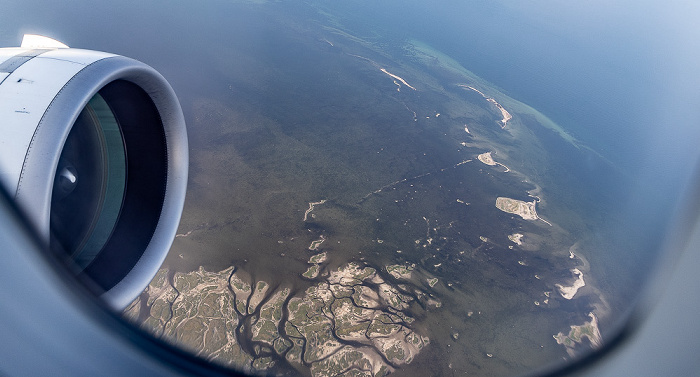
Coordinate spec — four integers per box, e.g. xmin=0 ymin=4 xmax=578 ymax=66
xmin=0 ymin=35 xmax=188 ymax=309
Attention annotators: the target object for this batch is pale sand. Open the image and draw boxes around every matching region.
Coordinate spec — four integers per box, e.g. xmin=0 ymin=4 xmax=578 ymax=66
xmin=380 ymin=68 xmax=417 ymax=90
xmin=460 ymin=85 xmax=486 ymax=97
xmin=508 ymin=233 xmax=523 ymax=245
xmin=556 ymin=268 xmax=586 ymax=299
xmin=495 ymin=197 xmax=538 ymax=220
xmin=477 ymin=151 xmax=510 ymax=172
xmin=459 ymin=85 xmax=512 ymax=128
xmin=495 ymin=197 xmax=552 ymax=226
xmin=486 ymin=98 xmax=512 ymax=128
xmin=477 ymin=151 xmax=497 ymax=165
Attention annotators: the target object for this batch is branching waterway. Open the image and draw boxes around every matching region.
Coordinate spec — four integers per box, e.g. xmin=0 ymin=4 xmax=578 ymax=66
xmin=126 ymin=262 xmax=434 ymax=376
xmin=125 ymin=4 xmax=612 ymax=377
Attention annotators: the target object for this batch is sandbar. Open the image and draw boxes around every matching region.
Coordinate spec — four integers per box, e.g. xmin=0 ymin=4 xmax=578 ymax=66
xmin=459 ymin=85 xmax=512 ymax=128
xmin=380 ymin=68 xmax=416 ymax=90
xmin=555 ymin=268 xmax=585 ymax=299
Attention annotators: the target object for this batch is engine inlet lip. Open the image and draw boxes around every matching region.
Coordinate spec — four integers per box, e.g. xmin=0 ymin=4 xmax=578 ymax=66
xmin=15 ymin=54 xmax=188 ymax=310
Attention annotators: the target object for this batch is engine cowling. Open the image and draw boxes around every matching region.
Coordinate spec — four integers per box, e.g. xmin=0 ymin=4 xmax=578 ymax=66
xmin=0 ymin=35 xmax=188 ymax=310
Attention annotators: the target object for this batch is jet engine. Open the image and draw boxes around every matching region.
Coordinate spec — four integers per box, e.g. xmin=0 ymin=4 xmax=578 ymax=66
xmin=0 ymin=35 xmax=188 ymax=310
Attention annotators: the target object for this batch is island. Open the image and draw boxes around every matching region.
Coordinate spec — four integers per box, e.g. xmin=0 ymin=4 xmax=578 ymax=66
xmin=309 ymin=235 xmax=326 ymax=251
xmin=386 ymin=264 xmax=414 ymax=280
xmin=308 ymin=252 xmax=328 ymax=264
xmin=302 ymin=264 xmax=320 ymax=279
xmin=477 ymin=152 xmax=510 ymax=172
xmin=508 ymin=233 xmax=524 ymax=245
xmin=555 ymin=268 xmax=586 ymax=300
xmin=495 ymin=197 xmax=539 ymax=221
xmin=553 ymin=312 xmax=602 ymax=356
xmin=303 ymin=252 xmax=328 ymax=279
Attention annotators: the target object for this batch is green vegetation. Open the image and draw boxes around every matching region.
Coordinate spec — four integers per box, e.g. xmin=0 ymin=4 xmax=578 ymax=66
xmin=127 ymin=264 xmax=429 ymax=376
xmin=302 ymin=264 xmax=320 ymax=279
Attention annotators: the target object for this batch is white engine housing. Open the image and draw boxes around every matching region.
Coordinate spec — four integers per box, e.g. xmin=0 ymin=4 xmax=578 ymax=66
xmin=0 ymin=38 xmax=188 ymax=309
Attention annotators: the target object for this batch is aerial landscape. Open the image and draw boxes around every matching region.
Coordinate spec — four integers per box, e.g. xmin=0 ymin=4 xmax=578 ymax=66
xmin=120 ymin=2 xmax=620 ymax=376
xmin=0 ymin=0 xmax=696 ymax=375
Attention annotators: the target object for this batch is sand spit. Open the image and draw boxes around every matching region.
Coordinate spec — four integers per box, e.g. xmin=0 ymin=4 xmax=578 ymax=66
xmin=459 ymin=85 xmax=512 ymax=128
xmin=477 ymin=152 xmax=510 ymax=172
xmin=303 ymin=199 xmax=327 ymax=221
xmin=380 ymin=68 xmax=417 ymax=90
xmin=346 ymin=53 xmax=416 ymax=92
xmin=556 ymin=268 xmax=586 ymax=299
xmin=461 ymin=85 xmax=487 ymax=97
xmin=554 ymin=312 xmax=602 ymax=356
xmin=488 ymin=99 xmax=512 ymax=128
